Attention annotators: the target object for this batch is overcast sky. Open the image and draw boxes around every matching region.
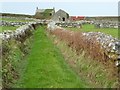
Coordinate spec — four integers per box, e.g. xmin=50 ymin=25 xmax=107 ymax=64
xmin=1 ymin=0 xmax=119 ymax=16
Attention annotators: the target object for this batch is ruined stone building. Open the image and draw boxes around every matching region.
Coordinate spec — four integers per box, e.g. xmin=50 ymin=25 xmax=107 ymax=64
xmin=34 ymin=7 xmax=55 ymax=19
xmin=52 ymin=9 xmax=69 ymax=22
xmin=34 ymin=7 xmax=69 ymax=22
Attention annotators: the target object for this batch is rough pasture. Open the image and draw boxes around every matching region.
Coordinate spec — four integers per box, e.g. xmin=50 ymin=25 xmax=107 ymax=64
xmin=65 ymin=24 xmax=118 ymax=38
xmin=0 ymin=26 xmax=19 ymax=33
xmin=1 ymin=16 xmax=120 ymax=88
xmin=0 ymin=16 xmax=35 ymax=22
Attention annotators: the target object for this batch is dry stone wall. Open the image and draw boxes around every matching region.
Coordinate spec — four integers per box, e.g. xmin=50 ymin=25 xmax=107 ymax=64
xmin=1 ymin=21 xmax=41 ymax=88
xmin=0 ymin=16 xmax=45 ymax=26
xmin=54 ymin=20 xmax=118 ymax=29
xmin=0 ymin=22 xmax=38 ymax=40
xmin=82 ymin=32 xmax=119 ymax=59
xmin=47 ymin=21 xmax=120 ymax=66
xmin=91 ymin=20 xmax=118 ymax=29
xmin=0 ymin=20 xmax=29 ymax=26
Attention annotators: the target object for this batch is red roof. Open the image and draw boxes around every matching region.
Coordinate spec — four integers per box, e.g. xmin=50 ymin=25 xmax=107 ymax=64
xmin=70 ymin=16 xmax=77 ymax=20
xmin=70 ymin=16 xmax=85 ymax=21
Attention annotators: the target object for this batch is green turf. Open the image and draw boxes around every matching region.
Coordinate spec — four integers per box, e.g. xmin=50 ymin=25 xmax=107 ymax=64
xmin=65 ymin=24 xmax=118 ymax=38
xmin=0 ymin=26 xmax=18 ymax=32
xmin=13 ymin=26 xmax=88 ymax=88
xmin=0 ymin=18 xmax=34 ymax=22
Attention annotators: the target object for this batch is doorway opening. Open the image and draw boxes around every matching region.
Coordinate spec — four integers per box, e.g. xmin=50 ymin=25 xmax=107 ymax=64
xmin=62 ymin=17 xmax=65 ymax=21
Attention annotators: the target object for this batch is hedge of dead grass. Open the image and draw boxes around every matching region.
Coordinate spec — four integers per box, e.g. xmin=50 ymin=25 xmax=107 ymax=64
xmin=49 ymin=28 xmax=118 ymax=66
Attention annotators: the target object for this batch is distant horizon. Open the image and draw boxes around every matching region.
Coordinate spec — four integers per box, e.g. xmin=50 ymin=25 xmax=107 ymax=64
xmin=1 ymin=12 xmax=118 ymax=17
xmin=1 ymin=2 xmax=118 ymax=16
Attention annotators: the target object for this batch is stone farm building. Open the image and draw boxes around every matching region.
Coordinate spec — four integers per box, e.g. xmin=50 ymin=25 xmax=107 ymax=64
xmin=34 ymin=7 xmax=69 ymax=22
xmin=52 ymin=9 xmax=69 ymax=22
xmin=34 ymin=7 xmax=55 ymax=19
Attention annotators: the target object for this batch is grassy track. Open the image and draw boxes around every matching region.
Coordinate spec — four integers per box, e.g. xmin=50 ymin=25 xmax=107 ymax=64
xmin=65 ymin=24 xmax=118 ymax=38
xmin=14 ymin=26 xmax=88 ymax=88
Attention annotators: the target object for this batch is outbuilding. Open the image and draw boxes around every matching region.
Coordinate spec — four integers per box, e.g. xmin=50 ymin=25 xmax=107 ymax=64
xmin=34 ymin=7 xmax=55 ymax=19
xmin=52 ymin=9 xmax=69 ymax=22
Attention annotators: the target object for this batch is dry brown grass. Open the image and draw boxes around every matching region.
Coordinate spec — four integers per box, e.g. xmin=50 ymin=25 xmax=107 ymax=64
xmin=50 ymin=28 xmax=111 ymax=63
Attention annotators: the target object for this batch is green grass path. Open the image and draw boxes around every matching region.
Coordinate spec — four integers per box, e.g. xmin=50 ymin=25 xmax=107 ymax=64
xmin=14 ymin=26 xmax=88 ymax=88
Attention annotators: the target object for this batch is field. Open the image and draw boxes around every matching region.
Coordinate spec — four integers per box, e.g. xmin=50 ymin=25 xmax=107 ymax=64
xmin=0 ymin=17 xmax=33 ymax=32
xmin=1 ymin=17 xmax=119 ymax=88
xmin=10 ymin=26 xmax=118 ymax=88
xmin=0 ymin=18 xmax=34 ymax=22
xmin=65 ymin=24 xmax=118 ymax=38
xmin=0 ymin=26 xmax=18 ymax=32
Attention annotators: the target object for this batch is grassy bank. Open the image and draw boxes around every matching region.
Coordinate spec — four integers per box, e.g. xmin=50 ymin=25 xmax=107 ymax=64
xmin=13 ymin=26 xmax=88 ymax=88
xmin=65 ymin=24 xmax=118 ymax=38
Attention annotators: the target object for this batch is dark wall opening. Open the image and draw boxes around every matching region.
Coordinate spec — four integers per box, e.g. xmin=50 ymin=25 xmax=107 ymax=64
xmin=50 ymin=13 xmax=52 ymax=16
xmin=62 ymin=17 xmax=65 ymax=21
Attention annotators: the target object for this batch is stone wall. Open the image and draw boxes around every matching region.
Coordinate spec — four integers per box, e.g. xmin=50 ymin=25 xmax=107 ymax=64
xmin=82 ymin=32 xmax=119 ymax=59
xmin=0 ymin=16 xmax=46 ymax=26
xmin=56 ymin=22 xmax=82 ymax=28
xmin=47 ymin=21 xmax=120 ymax=66
xmin=1 ymin=21 xmax=41 ymax=88
xmin=0 ymin=20 xmax=29 ymax=26
xmin=54 ymin=20 xmax=118 ymax=29
xmin=94 ymin=21 xmax=118 ymax=29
